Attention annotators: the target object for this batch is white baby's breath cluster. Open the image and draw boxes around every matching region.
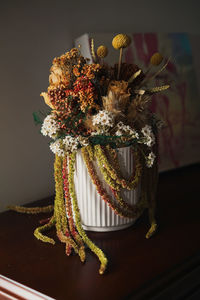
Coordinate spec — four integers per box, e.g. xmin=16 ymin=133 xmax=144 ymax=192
xmin=90 ymin=129 xmax=105 ymax=136
xmin=146 ymin=151 xmax=156 ymax=168
xmin=50 ymin=139 xmax=65 ymax=157
xmin=141 ymin=125 xmax=155 ymax=147
xmin=41 ymin=110 xmax=157 ymax=168
xmin=92 ymin=110 xmax=114 ymax=128
xmin=63 ymin=136 xmax=79 ymax=153
xmin=78 ymin=136 xmax=89 ymax=147
xmin=115 ymin=121 xmax=139 ymax=139
xmin=49 ymin=136 xmax=89 ymax=156
xmin=41 ymin=114 xmax=60 ymax=139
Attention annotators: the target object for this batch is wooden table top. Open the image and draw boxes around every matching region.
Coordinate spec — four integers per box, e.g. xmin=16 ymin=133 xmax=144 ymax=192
xmin=0 ymin=164 xmax=200 ymax=300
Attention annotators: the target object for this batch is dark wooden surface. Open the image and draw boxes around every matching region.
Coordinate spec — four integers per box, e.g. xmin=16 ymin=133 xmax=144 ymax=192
xmin=0 ymin=164 xmax=200 ymax=300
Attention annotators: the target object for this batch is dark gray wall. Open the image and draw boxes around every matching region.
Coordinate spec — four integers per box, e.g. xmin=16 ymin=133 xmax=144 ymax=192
xmin=1 ymin=0 xmax=200 ymax=211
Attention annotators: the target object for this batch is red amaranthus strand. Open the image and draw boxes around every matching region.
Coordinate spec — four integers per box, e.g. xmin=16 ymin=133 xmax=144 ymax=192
xmin=110 ymin=188 xmax=142 ymax=215
xmin=105 ymin=145 xmax=137 ymax=181
xmin=81 ymin=146 xmax=139 ymax=218
xmin=54 ymin=155 xmax=80 ymax=256
xmin=95 ymin=145 xmax=142 ymax=190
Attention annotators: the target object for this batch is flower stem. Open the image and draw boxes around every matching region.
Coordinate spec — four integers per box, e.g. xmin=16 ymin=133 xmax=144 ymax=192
xmin=117 ymin=48 xmax=123 ymax=80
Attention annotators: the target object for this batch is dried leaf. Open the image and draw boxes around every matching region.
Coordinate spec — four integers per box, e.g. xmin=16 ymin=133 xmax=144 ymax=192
xmin=128 ymin=69 xmax=142 ymax=83
xmin=134 ymin=89 xmax=145 ymax=95
xmin=140 ymin=57 xmax=171 ymax=87
xmin=40 ymin=92 xmax=55 ymax=109
xmin=151 ymin=57 xmax=171 ymax=79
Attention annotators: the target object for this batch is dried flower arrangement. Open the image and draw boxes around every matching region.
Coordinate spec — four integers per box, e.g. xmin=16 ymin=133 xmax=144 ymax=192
xmin=10 ymin=34 xmax=170 ymax=274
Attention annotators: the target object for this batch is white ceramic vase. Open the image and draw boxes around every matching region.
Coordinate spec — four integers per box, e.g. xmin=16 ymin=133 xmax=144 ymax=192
xmin=74 ymin=146 xmax=141 ymax=232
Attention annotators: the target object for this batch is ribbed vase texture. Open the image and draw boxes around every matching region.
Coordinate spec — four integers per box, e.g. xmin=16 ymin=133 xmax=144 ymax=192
xmin=74 ymin=146 xmax=141 ymax=232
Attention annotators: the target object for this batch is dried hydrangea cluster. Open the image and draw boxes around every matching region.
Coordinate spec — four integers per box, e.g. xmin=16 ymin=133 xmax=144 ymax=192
xmin=12 ymin=34 xmax=170 ymax=275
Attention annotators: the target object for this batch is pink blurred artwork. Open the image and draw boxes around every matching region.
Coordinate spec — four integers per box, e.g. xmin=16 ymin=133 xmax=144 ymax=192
xmin=125 ymin=33 xmax=200 ymax=171
xmin=75 ymin=33 xmax=200 ymax=171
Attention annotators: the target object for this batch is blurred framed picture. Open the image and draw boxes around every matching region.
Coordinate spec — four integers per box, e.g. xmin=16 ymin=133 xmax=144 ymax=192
xmin=75 ymin=33 xmax=200 ymax=171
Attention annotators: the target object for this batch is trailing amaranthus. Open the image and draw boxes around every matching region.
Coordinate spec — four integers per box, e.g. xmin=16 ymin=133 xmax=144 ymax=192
xmin=82 ymin=146 xmax=146 ymax=219
xmin=68 ymin=151 xmax=108 ymax=274
xmin=94 ymin=145 xmax=142 ymax=190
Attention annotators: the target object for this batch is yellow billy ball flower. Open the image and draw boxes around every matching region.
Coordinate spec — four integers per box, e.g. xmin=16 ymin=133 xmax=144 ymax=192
xmin=112 ymin=34 xmax=131 ymax=50
xmin=150 ymin=52 xmax=163 ymax=66
xmin=97 ymin=45 xmax=108 ymax=58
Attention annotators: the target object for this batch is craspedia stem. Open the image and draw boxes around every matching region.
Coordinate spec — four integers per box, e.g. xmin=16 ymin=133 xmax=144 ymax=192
xmin=117 ymin=48 xmax=123 ymax=80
